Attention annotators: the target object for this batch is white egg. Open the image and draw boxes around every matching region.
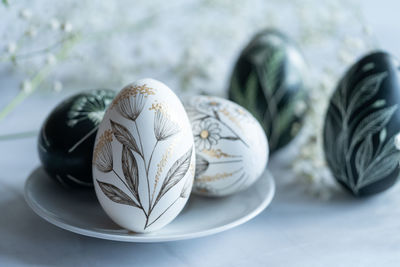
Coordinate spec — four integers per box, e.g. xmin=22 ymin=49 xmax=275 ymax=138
xmin=185 ymin=95 xmax=268 ymax=196
xmin=93 ymin=78 xmax=195 ymax=233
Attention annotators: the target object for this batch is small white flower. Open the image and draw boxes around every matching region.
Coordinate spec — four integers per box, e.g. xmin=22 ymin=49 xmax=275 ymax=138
xmin=338 ymin=49 xmax=353 ymax=64
xmin=21 ymin=80 xmax=33 ymax=94
xmin=294 ymin=100 xmax=307 ymax=116
xmin=45 ymin=53 xmax=57 ymax=65
xmin=25 ymin=26 xmax=37 ymax=38
xmin=53 ymin=81 xmax=63 ymax=92
xmin=61 ymin=22 xmax=73 ymax=33
xmin=19 ymin=9 xmax=32 ymax=20
xmin=394 ymin=133 xmax=400 ymax=150
xmin=49 ymin=18 xmax=60 ymax=30
xmin=6 ymin=42 xmax=17 ymax=54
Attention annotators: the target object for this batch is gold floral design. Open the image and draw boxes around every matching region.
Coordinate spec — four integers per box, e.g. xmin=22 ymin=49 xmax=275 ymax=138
xmin=202 ymin=148 xmax=240 ymax=159
xmin=219 ymin=107 xmax=244 ymax=131
xmin=93 ymin=129 xmax=113 ymax=172
xmin=96 ymin=86 xmax=192 ymax=230
xmin=150 ymin=101 xmax=180 ymax=141
xmin=196 ymin=168 xmax=242 ymax=182
xmin=111 ymin=84 xmax=155 ymax=107
xmin=152 ymin=140 xmax=177 ymax=202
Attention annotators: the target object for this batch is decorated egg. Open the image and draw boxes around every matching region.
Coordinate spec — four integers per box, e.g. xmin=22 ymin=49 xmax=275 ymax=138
xmin=185 ymin=95 xmax=268 ymax=197
xmin=93 ymin=78 xmax=195 ymax=233
xmin=38 ymin=89 xmax=115 ymax=187
xmin=228 ymin=29 xmax=308 ymax=153
xmin=323 ymin=51 xmax=400 ymax=197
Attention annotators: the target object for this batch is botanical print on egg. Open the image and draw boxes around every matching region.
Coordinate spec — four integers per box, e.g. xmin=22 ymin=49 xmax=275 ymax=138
xmin=38 ymin=89 xmax=115 ymax=188
xmin=186 ymin=95 xmax=268 ymax=197
xmin=324 ymin=52 xmax=400 ymax=196
xmin=66 ymin=89 xmax=115 ymax=153
xmin=93 ymin=79 xmax=195 ymax=232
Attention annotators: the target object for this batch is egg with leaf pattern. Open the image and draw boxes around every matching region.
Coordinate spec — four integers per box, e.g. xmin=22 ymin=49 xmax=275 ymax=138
xmin=228 ymin=29 xmax=308 ymax=153
xmin=92 ymin=78 xmax=195 ymax=233
xmin=38 ymin=89 xmax=115 ymax=187
xmin=323 ymin=51 xmax=400 ymax=197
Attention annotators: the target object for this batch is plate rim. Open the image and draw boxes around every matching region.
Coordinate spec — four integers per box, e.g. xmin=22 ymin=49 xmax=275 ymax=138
xmin=24 ymin=168 xmax=275 ymax=242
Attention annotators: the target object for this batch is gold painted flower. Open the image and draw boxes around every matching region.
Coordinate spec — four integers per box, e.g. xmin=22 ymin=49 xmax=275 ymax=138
xmin=151 ymin=102 xmax=180 ymax=141
xmin=93 ymin=129 xmax=113 ymax=172
xmin=111 ymin=84 xmax=155 ymax=121
xmin=197 ymin=98 xmax=222 ymax=112
xmin=193 ymin=119 xmax=221 ymax=150
xmin=115 ymin=92 xmax=146 ymax=121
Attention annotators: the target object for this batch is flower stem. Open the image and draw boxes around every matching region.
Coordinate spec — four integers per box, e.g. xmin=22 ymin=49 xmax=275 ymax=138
xmin=145 ymin=196 xmax=180 ymax=229
xmin=0 ymin=34 xmax=80 ymax=122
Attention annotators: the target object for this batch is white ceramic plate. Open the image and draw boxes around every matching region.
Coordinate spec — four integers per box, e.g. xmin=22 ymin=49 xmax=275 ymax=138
xmin=24 ymin=167 xmax=275 ymax=242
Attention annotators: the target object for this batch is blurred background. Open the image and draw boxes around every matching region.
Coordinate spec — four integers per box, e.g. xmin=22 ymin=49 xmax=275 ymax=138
xmin=0 ymin=0 xmax=399 ymax=191
xmin=1 ymin=0 xmax=396 ymax=135
xmin=1 ymin=1 xmax=400 ymax=265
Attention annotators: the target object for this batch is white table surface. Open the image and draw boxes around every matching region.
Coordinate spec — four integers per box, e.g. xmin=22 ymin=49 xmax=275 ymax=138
xmin=1 ymin=1 xmax=400 ymax=266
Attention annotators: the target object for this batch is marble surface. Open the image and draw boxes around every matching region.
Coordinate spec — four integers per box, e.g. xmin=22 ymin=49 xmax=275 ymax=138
xmin=1 ymin=1 xmax=400 ymax=266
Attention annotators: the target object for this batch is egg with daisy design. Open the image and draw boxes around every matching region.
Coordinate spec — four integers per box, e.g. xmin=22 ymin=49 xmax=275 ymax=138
xmin=185 ymin=95 xmax=268 ymax=197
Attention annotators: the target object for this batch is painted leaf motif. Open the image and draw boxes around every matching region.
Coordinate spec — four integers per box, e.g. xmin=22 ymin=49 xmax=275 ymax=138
xmin=357 ymin=135 xmax=400 ymax=189
xmin=334 ymin=132 xmax=346 ymax=182
xmin=355 ymin=134 xmax=373 ymax=175
xmin=244 ymin=71 xmax=259 ymax=114
xmin=154 ymin=147 xmax=193 ymax=206
xmin=110 ymin=120 xmax=141 ymax=156
xmin=347 ymin=72 xmax=387 ymax=115
xmin=96 ymin=180 xmax=139 ymax=207
xmin=122 ymin=145 xmax=139 ymax=201
xmin=350 ymin=104 xmax=398 ymax=148
xmin=229 ymin=75 xmax=246 ymax=107
xmin=379 ymin=128 xmax=387 ymax=143
xmin=195 ymin=154 xmax=209 ymax=179
xmin=372 ymin=99 xmax=386 ymax=109
xmin=261 ymin=49 xmax=284 ymax=97
xmin=186 ymin=106 xmax=209 ymax=122
xmin=180 ymin=177 xmax=193 ymax=198
xmin=358 ymin=152 xmax=400 ymax=189
xmin=324 ymin=115 xmax=337 ymax=172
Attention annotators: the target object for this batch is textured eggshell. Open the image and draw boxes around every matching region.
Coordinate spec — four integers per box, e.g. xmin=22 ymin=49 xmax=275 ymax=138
xmin=38 ymin=89 xmax=115 ymax=187
xmin=93 ymin=78 xmax=195 ymax=233
xmin=228 ymin=29 xmax=308 ymax=153
xmin=185 ymin=95 xmax=268 ymax=197
xmin=323 ymin=51 xmax=400 ymax=197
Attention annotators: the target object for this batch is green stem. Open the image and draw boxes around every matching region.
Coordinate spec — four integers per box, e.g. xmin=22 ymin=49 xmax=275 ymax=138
xmin=0 ymin=34 xmax=80 ymax=122
xmin=0 ymin=130 xmax=38 ymax=141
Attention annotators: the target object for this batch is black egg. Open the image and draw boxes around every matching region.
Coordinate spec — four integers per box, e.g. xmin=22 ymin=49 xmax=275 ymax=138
xmin=323 ymin=51 xmax=400 ymax=197
xmin=38 ymin=89 xmax=115 ymax=187
xmin=228 ymin=29 xmax=308 ymax=153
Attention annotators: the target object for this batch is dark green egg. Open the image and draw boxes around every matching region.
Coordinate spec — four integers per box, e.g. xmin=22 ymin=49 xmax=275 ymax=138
xmin=323 ymin=51 xmax=400 ymax=197
xmin=38 ymin=89 xmax=115 ymax=187
xmin=228 ymin=29 xmax=308 ymax=153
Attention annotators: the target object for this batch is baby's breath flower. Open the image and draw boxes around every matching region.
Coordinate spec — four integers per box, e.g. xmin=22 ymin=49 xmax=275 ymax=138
xmin=53 ymin=81 xmax=63 ymax=92
xmin=21 ymin=80 xmax=33 ymax=93
xmin=25 ymin=26 xmax=37 ymax=38
xmin=49 ymin=18 xmax=60 ymax=30
xmin=338 ymin=49 xmax=353 ymax=64
xmin=294 ymin=100 xmax=307 ymax=116
xmin=45 ymin=53 xmax=56 ymax=65
xmin=6 ymin=42 xmax=17 ymax=54
xmin=19 ymin=9 xmax=33 ymax=20
xmin=61 ymin=21 xmax=73 ymax=33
